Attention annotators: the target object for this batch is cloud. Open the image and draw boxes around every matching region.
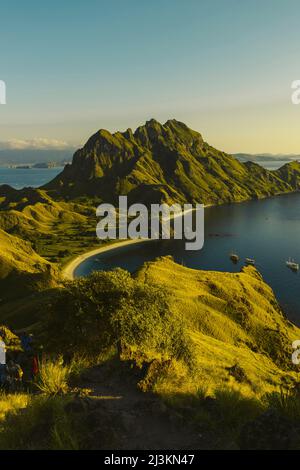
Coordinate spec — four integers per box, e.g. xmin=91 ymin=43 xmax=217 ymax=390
xmin=0 ymin=138 xmax=74 ymax=151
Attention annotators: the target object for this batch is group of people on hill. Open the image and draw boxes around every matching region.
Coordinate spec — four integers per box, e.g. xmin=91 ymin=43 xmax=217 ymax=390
xmin=0 ymin=333 xmax=39 ymax=392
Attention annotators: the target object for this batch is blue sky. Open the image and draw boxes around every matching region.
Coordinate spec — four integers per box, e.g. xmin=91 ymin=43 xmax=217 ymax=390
xmin=1 ymin=0 xmax=300 ymax=153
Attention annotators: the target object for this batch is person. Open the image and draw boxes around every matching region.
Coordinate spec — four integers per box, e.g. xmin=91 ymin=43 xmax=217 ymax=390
xmin=32 ymin=355 xmax=39 ymax=379
xmin=0 ymin=340 xmax=7 ymax=390
xmin=7 ymin=360 xmax=23 ymax=392
xmin=20 ymin=333 xmax=33 ymax=354
xmin=0 ymin=362 xmax=7 ymax=389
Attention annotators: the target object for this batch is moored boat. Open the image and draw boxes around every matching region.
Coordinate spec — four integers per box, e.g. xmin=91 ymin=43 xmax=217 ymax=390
xmin=286 ymin=258 xmax=299 ymax=271
xmin=230 ymin=252 xmax=239 ymax=263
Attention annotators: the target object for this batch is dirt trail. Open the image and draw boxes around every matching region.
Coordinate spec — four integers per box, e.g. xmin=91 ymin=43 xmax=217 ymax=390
xmin=75 ymin=361 xmax=207 ymax=450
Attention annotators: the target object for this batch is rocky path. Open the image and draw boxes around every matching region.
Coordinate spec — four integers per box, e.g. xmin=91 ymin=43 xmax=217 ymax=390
xmin=74 ymin=361 xmax=207 ymax=450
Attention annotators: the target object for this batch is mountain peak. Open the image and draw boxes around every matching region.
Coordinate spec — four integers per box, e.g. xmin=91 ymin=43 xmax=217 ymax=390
xmin=164 ymin=118 xmax=187 ymax=127
xmin=145 ymin=118 xmax=161 ymax=126
xmin=45 ymin=118 xmax=300 ymax=204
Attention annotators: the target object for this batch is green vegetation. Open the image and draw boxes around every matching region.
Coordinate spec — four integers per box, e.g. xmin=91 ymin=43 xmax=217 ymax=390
xmin=35 ymin=356 xmax=91 ymax=395
xmin=0 ymin=395 xmax=82 ymax=450
xmin=0 ymin=186 xmax=99 ymax=265
xmin=0 ymin=257 xmax=298 ymax=449
xmin=43 ymin=269 xmax=191 ymax=365
xmin=134 ymin=257 xmax=299 ymax=395
xmin=35 ymin=358 xmax=70 ymax=395
xmin=0 ymin=256 xmax=300 ymax=448
xmin=0 ymin=393 xmax=28 ymax=422
xmin=0 ymin=228 xmax=59 ymax=303
xmin=38 ymin=256 xmax=300 ymax=399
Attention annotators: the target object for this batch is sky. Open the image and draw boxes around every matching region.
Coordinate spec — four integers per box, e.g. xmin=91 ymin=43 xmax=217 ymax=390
xmin=1 ymin=0 xmax=300 ymax=154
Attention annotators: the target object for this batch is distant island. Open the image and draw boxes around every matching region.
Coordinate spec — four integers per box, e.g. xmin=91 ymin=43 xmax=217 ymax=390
xmin=234 ymin=153 xmax=300 ymax=163
xmin=33 ymin=162 xmax=62 ymax=169
xmin=10 ymin=161 xmax=68 ymax=169
xmin=0 ymin=148 xmax=75 ymax=166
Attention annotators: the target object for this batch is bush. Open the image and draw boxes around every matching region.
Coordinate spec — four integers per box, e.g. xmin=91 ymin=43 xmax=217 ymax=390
xmin=35 ymin=358 xmax=70 ymax=395
xmin=43 ymin=270 xmax=192 ymax=366
xmin=35 ymin=354 xmax=96 ymax=395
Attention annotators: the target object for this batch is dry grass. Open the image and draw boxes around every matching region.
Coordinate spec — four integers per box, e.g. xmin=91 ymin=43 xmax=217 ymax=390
xmin=136 ymin=256 xmax=300 ymax=399
xmin=0 ymin=392 xmax=29 ymax=422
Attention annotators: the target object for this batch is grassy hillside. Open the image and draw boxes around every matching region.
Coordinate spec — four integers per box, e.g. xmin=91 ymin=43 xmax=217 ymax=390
xmin=0 ymin=186 xmax=100 ymax=264
xmin=0 ymin=186 xmax=87 ymax=235
xmin=0 ymin=228 xmax=59 ymax=302
xmin=45 ymin=119 xmax=300 ymax=205
xmin=275 ymin=161 xmax=300 ymax=187
xmin=41 ymin=256 xmax=299 ymax=399
xmin=0 ymin=257 xmax=299 ymax=449
xmin=0 ymin=187 xmax=103 ymax=326
xmin=135 ymin=257 xmax=299 ymax=397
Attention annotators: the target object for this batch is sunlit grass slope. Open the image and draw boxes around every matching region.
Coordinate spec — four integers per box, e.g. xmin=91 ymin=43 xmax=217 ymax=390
xmin=135 ymin=256 xmax=300 ymax=398
xmin=0 ymin=186 xmax=99 ymax=264
xmin=0 ymin=228 xmax=59 ymax=301
xmin=0 ymin=186 xmax=88 ymax=236
xmin=0 ymin=258 xmax=300 ymax=449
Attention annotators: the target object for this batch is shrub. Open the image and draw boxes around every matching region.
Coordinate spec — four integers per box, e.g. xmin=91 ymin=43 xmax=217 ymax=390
xmin=35 ymin=358 xmax=70 ymax=395
xmin=43 ymin=270 xmax=192 ymax=366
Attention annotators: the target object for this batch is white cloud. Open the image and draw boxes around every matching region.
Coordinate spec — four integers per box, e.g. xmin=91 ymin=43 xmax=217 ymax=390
xmin=0 ymin=138 xmax=74 ymax=151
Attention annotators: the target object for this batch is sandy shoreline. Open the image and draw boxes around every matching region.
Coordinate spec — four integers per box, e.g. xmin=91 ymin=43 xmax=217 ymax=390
xmin=62 ymin=238 xmax=152 ymax=280
xmin=62 ymin=206 xmax=200 ymax=280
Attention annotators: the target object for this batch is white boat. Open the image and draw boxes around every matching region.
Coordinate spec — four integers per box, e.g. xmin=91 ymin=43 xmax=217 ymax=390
xmin=286 ymin=258 xmax=299 ymax=271
xmin=230 ymin=252 xmax=239 ymax=263
xmin=245 ymin=258 xmax=255 ymax=265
